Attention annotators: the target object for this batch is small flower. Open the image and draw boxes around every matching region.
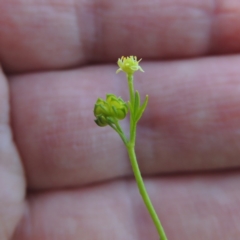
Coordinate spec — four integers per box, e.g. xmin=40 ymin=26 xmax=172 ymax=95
xmin=94 ymin=94 xmax=128 ymax=127
xmin=116 ymin=56 xmax=144 ymax=75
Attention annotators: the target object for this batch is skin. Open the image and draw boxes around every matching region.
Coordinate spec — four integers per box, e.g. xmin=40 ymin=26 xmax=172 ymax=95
xmin=0 ymin=0 xmax=240 ymax=239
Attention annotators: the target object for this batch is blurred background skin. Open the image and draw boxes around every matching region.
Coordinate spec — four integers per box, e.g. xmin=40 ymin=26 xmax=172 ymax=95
xmin=1 ymin=0 xmax=240 ymax=239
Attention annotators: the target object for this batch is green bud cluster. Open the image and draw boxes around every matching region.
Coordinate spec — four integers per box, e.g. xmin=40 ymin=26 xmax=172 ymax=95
xmin=94 ymin=94 xmax=128 ymax=127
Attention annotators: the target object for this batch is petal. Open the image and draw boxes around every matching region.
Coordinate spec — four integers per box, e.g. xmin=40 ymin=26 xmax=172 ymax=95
xmin=116 ymin=68 xmax=122 ymax=74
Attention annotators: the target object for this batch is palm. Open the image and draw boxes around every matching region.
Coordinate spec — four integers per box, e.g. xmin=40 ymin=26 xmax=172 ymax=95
xmin=1 ymin=1 xmax=240 ymax=239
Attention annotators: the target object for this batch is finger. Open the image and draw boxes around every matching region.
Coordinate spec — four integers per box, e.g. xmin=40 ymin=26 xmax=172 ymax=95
xmin=1 ymin=0 xmax=240 ymax=73
xmin=12 ymin=171 xmax=240 ymax=240
xmin=10 ymin=55 xmax=240 ymax=190
xmin=11 ymin=66 xmax=131 ymax=189
xmin=0 ymin=67 xmax=25 ymax=239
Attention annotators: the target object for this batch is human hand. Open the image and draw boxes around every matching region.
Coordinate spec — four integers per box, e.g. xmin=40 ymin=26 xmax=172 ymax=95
xmin=1 ymin=1 xmax=240 ymax=239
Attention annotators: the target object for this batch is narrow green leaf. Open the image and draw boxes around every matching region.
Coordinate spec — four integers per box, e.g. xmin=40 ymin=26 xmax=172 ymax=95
xmin=141 ymin=94 xmax=148 ymax=113
xmin=134 ymin=91 xmax=140 ymax=113
xmin=135 ymin=95 xmax=148 ymax=122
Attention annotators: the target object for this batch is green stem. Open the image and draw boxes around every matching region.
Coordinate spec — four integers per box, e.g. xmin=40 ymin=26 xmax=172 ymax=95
xmin=114 ymin=120 xmax=128 ymax=146
xmin=127 ymin=74 xmax=135 ymax=105
xmin=127 ymin=74 xmax=136 ymax=144
xmin=126 ymin=73 xmax=168 ymax=240
xmin=126 ymin=144 xmax=168 ymax=240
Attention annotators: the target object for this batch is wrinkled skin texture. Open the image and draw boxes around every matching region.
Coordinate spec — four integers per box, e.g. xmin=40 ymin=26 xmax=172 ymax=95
xmin=1 ymin=0 xmax=240 ymax=239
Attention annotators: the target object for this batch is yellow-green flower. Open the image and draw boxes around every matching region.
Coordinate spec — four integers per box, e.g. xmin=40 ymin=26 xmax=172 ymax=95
xmin=116 ymin=56 xmax=144 ymax=75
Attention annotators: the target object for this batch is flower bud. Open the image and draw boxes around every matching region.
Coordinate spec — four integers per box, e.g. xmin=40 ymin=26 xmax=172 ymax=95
xmin=106 ymin=94 xmax=128 ymax=120
xmin=94 ymin=94 xmax=128 ymax=126
xmin=94 ymin=98 xmax=111 ymax=117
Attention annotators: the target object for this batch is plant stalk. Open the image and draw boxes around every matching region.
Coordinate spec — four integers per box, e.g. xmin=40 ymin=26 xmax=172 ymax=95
xmin=126 ymin=73 xmax=168 ymax=240
xmin=126 ymin=144 xmax=168 ymax=240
